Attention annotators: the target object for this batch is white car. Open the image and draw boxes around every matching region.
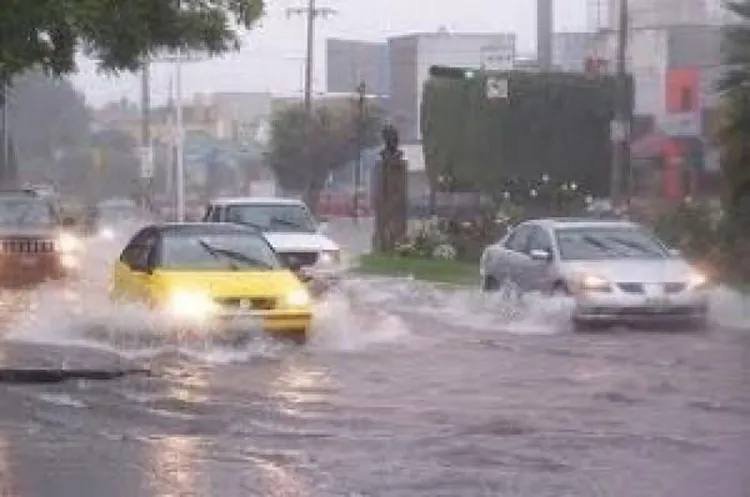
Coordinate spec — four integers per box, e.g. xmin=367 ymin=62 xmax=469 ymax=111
xmin=202 ymin=197 xmax=342 ymax=274
xmin=479 ymin=218 xmax=711 ymax=330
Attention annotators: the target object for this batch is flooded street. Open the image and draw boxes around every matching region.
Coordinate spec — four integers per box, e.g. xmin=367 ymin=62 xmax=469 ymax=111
xmin=0 ymin=221 xmax=748 ymax=496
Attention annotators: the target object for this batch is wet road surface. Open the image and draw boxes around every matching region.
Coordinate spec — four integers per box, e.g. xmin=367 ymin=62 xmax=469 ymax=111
xmin=0 ymin=220 xmax=748 ymax=497
xmin=0 ymin=275 xmax=748 ymax=497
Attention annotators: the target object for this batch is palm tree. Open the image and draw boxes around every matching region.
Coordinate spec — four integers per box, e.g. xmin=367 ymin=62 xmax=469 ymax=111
xmin=718 ymin=0 xmax=750 ymax=283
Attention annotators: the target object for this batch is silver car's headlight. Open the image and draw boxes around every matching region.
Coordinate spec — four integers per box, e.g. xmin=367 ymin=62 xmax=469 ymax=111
xmin=318 ymin=250 xmax=340 ymax=265
xmin=578 ymin=274 xmax=612 ymax=292
xmin=686 ymin=271 xmax=709 ymax=290
xmin=99 ymin=226 xmax=115 ymax=239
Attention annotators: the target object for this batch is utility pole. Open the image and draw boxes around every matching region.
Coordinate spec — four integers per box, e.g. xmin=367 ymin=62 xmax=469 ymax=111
xmin=354 ymin=81 xmax=366 ymax=222
xmin=611 ymin=0 xmax=631 ymax=210
xmin=140 ymin=60 xmax=152 ymax=212
xmin=2 ymin=81 xmax=8 ymax=180
xmin=286 ymin=1 xmax=335 ymax=115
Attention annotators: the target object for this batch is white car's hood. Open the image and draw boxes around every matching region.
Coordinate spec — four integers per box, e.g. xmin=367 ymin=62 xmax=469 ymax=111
xmin=264 ymin=231 xmax=339 ymax=252
xmin=561 ymin=258 xmax=699 ymax=284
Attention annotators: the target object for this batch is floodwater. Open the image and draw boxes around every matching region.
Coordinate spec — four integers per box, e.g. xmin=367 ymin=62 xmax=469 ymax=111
xmin=0 ymin=219 xmax=747 ymax=496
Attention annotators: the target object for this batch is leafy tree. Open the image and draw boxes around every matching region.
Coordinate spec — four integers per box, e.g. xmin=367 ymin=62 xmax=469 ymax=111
xmin=717 ymin=0 xmax=750 ymax=284
xmin=0 ymin=0 xmax=264 ymax=84
xmin=267 ymin=101 xmax=383 ymax=210
xmin=0 ymin=0 xmax=263 ymax=185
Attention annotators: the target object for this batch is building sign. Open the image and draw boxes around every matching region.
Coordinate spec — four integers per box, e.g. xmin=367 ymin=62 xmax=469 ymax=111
xmin=666 ymin=67 xmax=700 ymax=114
xmin=658 ymin=112 xmax=701 ymax=137
xmin=480 ymin=41 xmax=515 ymax=71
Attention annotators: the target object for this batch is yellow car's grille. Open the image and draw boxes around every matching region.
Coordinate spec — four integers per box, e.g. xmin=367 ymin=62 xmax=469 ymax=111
xmin=214 ymin=297 xmax=277 ymax=310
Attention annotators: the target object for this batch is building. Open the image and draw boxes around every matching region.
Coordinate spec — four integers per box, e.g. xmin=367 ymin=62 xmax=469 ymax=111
xmin=601 ymin=0 xmax=707 ymax=30
xmin=387 ymin=30 xmax=516 ymax=143
xmin=326 ymin=39 xmax=390 ymax=95
xmin=552 ymin=32 xmax=599 ymax=72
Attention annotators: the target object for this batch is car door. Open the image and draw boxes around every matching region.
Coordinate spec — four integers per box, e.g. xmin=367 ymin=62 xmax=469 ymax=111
xmin=112 ymin=228 xmax=158 ymax=302
xmin=488 ymin=224 xmax=533 ymax=285
xmin=520 ymin=226 xmax=556 ymax=292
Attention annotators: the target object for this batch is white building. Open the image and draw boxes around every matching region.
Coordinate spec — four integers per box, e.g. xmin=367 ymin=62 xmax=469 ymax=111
xmin=387 ymin=30 xmax=516 ymax=143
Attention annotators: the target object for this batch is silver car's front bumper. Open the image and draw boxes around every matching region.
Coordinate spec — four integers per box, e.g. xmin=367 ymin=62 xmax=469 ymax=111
xmin=573 ymin=288 xmax=709 ymax=324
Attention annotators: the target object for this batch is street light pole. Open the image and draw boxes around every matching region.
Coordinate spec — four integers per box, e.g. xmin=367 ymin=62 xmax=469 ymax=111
xmin=610 ymin=0 xmax=630 ymax=210
xmin=2 ymin=81 xmax=9 ymax=180
xmin=354 ymin=81 xmax=366 ymax=222
xmin=175 ymin=48 xmax=185 ymax=222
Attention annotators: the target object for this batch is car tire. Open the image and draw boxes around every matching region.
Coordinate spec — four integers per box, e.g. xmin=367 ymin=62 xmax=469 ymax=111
xmin=686 ymin=315 xmax=710 ymax=332
xmin=572 ymin=318 xmax=606 ymax=333
xmin=548 ymin=281 xmax=569 ymax=298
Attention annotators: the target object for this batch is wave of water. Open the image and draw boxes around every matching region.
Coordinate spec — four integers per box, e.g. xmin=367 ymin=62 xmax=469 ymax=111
xmin=1 ymin=219 xmax=747 ymax=368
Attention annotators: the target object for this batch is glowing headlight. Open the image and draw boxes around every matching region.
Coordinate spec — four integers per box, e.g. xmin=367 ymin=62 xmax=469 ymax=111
xmin=284 ymin=288 xmax=310 ymax=307
xmin=579 ymin=274 xmax=611 ymax=291
xmin=57 ymin=233 xmax=81 ymax=253
xmin=60 ymin=253 xmax=78 ymax=269
xmin=318 ymin=250 xmax=340 ymax=265
xmin=99 ymin=227 xmax=115 ymax=239
xmin=687 ymin=272 xmax=709 ymax=289
xmin=166 ymin=290 xmax=217 ymax=319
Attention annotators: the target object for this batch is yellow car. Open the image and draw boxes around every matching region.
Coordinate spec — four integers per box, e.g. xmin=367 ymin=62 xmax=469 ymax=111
xmin=111 ymin=222 xmax=313 ymax=341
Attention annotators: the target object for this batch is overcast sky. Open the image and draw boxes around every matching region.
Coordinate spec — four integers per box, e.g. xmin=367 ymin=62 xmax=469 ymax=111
xmin=71 ymin=0 xmax=589 ymax=108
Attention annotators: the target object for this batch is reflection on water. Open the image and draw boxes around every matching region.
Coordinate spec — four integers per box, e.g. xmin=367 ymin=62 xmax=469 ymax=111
xmin=0 ymin=437 xmax=20 ymax=496
xmin=146 ymin=435 xmax=205 ymax=497
xmin=269 ymin=361 xmax=335 ymax=416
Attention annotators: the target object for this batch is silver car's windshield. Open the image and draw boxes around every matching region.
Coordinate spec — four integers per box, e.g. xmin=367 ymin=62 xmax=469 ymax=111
xmin=555 ymin=226 xmax=670 ymax=261
xmin=224 ymin=204 xmax=316 ymax=233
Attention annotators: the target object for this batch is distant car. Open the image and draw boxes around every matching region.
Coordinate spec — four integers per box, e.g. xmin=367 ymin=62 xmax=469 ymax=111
xmin=202 ymin=197 xmax=342 ymax=290
xmin=0 ymin=189 xmax=82 ymax=286
xmin=111 ymin=222 xmax=313 ymax=342
xmin=479 ymin=218 xmax=711 ymax=330
xmin=92 ymin=198 xmax=151 ymax=239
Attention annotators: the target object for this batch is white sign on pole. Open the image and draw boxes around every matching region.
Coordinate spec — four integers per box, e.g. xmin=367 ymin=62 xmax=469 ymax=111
xmin=657 ymin=112 xmax=701 ymax=137
xmin=486 ymin=77 xmax=509 ymax=99
xmin=139 ymin=146 xmax=154 ymax=178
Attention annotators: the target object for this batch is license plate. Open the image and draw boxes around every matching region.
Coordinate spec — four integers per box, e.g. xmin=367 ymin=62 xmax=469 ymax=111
xmin=19 ymin=255 xmax=38 ymax=267
xmin=646 ymin=296 xmax=670 ymax=306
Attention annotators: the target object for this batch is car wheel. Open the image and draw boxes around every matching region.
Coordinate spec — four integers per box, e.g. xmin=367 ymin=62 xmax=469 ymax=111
xmin=548 ymin=281 xmax=569 ymax=298
xmin=572 ymin=318 xmax=606 ymax=333
xmin=686 ymin=315 xmax=710 ymax=332
xmin=499 ymin=277 xmax=522 ymax=302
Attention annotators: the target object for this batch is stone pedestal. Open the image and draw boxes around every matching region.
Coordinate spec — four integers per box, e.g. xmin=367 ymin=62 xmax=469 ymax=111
xmin=373 ymin=149 xmax=407 ymax=253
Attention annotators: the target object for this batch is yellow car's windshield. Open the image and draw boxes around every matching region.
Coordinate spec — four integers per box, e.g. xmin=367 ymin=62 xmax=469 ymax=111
xmin=160 ymin=233 xmax=281 ymax=271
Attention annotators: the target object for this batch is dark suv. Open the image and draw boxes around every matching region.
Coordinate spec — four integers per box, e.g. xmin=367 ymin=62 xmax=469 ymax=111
xmin=0 ymin=189 xmax=80 ymax=286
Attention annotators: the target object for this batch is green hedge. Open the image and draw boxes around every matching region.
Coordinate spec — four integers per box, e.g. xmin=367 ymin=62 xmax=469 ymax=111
xmin=420 ymin=71 xmax=634 ymax=199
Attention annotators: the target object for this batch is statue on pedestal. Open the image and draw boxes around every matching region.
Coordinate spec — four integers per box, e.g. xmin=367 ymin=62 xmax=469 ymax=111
xmin=373 ymin=123 xmax=407 ymax=253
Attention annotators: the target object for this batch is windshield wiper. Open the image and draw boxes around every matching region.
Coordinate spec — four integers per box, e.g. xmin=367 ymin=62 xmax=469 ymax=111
xmin=197 ymin=239 xmax=273 ymax=269
xmin=270 ymin=217 xmax=308 ymax=230
xmin=608 ymin=236 xmax=663 ymax=257
xmin=229 ymin=219 xmax=266 ymax=231
xmin=580 ymin=235 xmax=628 ymax=257
xmin=198 ymin=239 xmax=239 ymax=270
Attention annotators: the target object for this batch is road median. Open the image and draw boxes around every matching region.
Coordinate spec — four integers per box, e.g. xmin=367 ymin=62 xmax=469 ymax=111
xmin=351 ymin=253 xmax=477 ymax=286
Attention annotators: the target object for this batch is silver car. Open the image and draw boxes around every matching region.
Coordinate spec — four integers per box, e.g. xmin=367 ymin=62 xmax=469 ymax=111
xmin=479 ymin=218 xmax=710 ymax=330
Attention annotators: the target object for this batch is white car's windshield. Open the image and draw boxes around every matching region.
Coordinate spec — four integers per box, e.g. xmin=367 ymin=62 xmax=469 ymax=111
xmin=555 ymin=227 xmax=670 ymax=261
xmin=0 ymin=198 xmax=56 ymax=226
xmin=225 ymin=204 xmax=316 ymax=233
xmin=161 ymin=233 xmax=280 ymax=270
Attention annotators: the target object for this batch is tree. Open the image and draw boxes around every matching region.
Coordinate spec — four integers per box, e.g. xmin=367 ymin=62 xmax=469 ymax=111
xmin=267 ymin=101 xmax=383 ymax=210
xmin=6 ymin=70 xmax=90 ymax=178
xmin=0 ymin=0 xmax=264 ymax=84
xmin=717 ymin=0 xmax=750 ymax=283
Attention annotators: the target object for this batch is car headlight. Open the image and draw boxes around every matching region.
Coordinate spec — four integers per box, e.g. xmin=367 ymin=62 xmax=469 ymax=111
xmin=318 ymin=250 xmax=340 ymax=265
xmin=579 ymin=274 xmax=612 ymax=292
xmin=166 ymin=290 xmax=217 ymax=319
xmin=57 ymin=233 xmax=81 ymax=253
xmin=284 ymin=288 xmax=310 ymax=307
xmin=686 ymin=271 xmax=709 ymax=289
xmin=99 ymin=226 xmax=115 ymax=239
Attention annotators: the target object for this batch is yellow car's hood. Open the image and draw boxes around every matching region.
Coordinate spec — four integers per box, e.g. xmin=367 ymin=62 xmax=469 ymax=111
xmin=153 ymin=269 xmax=304 ymax=298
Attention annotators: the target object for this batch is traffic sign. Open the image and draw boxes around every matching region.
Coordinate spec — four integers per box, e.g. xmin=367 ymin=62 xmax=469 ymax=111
xmin=139 ymin=146 xmax=154 ymax=178
xmin=486 ymin=77 xmax=508 ymax=99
